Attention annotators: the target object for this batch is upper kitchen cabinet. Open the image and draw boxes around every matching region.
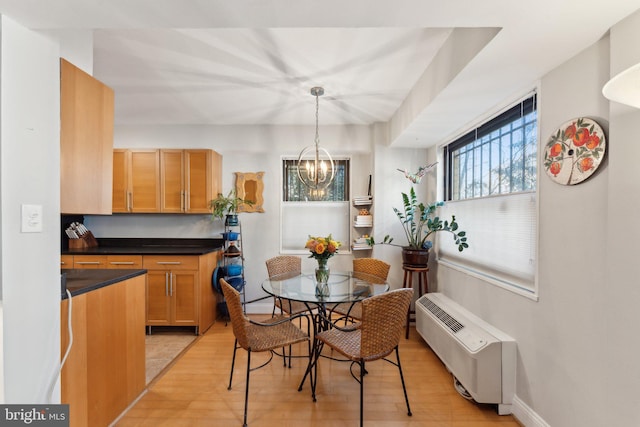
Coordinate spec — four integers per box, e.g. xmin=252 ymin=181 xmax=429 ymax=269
xmin=161 ymin=149 xmax=221 ymax=213
xmin=114 ymin=148 xmax=221 ymax=214
xmin=60 ymin=59 xmax=114 ymax=214
xmin=113 ymin=149 xmax=161 ymax=213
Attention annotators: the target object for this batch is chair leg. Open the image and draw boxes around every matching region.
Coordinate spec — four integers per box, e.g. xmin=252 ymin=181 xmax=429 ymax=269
xmin=395 ymin=346 xmax=412 ymax=417
xmin=359 ymin=360 xmax=365 ymax=427
xmin=228 ymin=339 xmax=238 ymax=390
xmin=243 ymin=350 xmax=251 ymax=427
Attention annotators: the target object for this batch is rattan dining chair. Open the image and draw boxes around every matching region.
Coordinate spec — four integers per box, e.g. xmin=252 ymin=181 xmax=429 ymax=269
xmin=330 ymin=258 xmax=391 ymax=322
xmin=314 ymin=287 xmax=414 ymax=427
xmin=265 ymin=255 xmax=309 ymax=316
xmin=221 ymin=279 xmax=311 ymax=427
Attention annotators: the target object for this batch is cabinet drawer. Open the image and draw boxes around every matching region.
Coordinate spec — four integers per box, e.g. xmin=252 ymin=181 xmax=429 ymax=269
xmin=73 ymin=255 xmax=108 ymax=269
xmin=143 ymin=255 xmax=199 ymax=271
xmin=61 ymin=255 xmax=74 ymax=269
xmin=107 ymin=255 xmax=143 ymax=269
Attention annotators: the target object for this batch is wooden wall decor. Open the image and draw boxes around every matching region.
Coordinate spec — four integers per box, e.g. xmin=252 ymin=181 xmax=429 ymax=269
xmin=235 ymin=171 xmax=265 ymax=213
xmin=544 ymin=117 xmax=606 ymax=185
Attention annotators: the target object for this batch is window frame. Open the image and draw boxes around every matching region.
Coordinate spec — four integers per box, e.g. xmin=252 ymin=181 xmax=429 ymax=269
xmin=439 ymin=92 xmax=539 ymax=300
xmin=444 ymin=95 xmax=537 ymax=201
xmin=280 ymin=156 xmax=352 ymax=255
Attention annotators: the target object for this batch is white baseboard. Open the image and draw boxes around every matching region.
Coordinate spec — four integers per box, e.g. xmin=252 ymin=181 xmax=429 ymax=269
xmin=512 ymin=395 xmax=550 ymax=427
xmin=243 ymin=301 xmax=274 ymax=314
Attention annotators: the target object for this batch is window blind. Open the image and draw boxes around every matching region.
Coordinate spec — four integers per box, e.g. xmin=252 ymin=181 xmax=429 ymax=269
xmin=437 ymin=192 xmax=537 ymax=293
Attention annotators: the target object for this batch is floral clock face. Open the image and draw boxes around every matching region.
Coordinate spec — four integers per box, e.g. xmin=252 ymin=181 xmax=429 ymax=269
xmin=544 ymin=117 xmax=606 ymax=185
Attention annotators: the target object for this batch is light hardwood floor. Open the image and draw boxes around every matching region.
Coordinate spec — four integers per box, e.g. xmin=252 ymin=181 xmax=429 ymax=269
xmin=117 ymin=317 xmax=522 ymax=426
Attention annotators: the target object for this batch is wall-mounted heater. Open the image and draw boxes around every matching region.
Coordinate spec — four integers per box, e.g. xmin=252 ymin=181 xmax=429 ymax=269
xmin=415 ymin=292 xmax=516 ymax=415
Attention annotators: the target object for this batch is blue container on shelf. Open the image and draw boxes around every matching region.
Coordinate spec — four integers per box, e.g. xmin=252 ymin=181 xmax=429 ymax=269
xmin=227 ymin=276 xmax=245 ymax=291
xmin=221 ymin=232 xmax=239 ymax=241
xmin=226 ymin=264 xmax=243 ymax=276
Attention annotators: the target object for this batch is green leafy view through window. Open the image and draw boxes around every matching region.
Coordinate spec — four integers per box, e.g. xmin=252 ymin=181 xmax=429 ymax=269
xmin=283 ymin=159 xmax=350 ymax=201
xmin=445 ymin=95 xmax=537 ymax=201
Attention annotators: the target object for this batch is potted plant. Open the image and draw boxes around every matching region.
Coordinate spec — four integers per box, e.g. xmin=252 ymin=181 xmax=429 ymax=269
xmin=210 ymin=190 xmax=251 ymax=225
xmin=366 ymin=186 xmax=468 ymax=266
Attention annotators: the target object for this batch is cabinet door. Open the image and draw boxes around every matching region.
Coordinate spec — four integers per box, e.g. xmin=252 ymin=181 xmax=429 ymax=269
xmin=60 ymin=59 xmax=114 ymax=215
xmin=171 ymin=271 xmax=198 ymax=325
xmin=146 ymin=271 xmax=172 ymax=325
xmin=184 ymin=150 xmax=212 ymax=213
xmin=130 ymin=150 xmax=160 ymax=212
xmin=160 ymin=150 xmax=185 ymax=213
xmin=112 ymin=149 xmax=129 ymax=213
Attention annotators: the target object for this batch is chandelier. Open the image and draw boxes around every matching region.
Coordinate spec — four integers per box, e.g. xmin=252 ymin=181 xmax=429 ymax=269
xmin=297 ymin=87 xmax=335 ymax=191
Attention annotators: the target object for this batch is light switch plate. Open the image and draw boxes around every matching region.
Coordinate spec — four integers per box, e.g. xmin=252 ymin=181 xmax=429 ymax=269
xmin=21 ymin=204 xmax=43 ymax=233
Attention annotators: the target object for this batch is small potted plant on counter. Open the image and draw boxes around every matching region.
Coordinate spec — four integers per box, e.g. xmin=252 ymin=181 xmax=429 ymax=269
xmin=210 ymin=190 xmax=252 ymax=226
xmin=366 ymin=186 xmax=468 ymax=266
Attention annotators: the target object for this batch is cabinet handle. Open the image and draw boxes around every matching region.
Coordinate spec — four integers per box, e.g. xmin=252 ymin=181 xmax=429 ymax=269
xmin=170 ymin=272 xmax=174 ymax=297
xmin=110 ymin=261 xmax=135 ymax=265
xmin=60 ymin=261 xmax=66 ymax=265
xmin=156 ymin=261 xmax=182 ymax=265
xmin=127 ymin=192 xmax=132 ymax=212
xmin=185 ymin=191 xmax=190 ymax=211
xmin=180 ymin=191 xmax=184 ymax=211
xmin=76 ymin=261 xmax=101 ymax=265
xmin=165 ymin=272 xmax=169 ymax=296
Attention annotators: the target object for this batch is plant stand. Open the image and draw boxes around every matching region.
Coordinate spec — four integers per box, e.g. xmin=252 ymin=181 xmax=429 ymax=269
xmin=402 ymin=264 xmax=429 ymax=339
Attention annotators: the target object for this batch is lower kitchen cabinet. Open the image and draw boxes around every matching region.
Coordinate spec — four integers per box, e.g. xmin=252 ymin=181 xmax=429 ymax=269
xmin=60 ymin=274 xmax=145 ymax=427
xmin=145 ymin=269 xmax=198 ymax=327
xmin=143 ymin=252 xmax=218 ymax=334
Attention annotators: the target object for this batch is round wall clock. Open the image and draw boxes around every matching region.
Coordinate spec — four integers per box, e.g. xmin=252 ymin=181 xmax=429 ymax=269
xmin=544 ymin=117 xmax=606 ymax=185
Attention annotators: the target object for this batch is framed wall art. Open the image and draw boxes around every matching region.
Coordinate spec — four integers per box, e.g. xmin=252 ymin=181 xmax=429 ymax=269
xmin=235 ymin=171 xmax=265 ymax=213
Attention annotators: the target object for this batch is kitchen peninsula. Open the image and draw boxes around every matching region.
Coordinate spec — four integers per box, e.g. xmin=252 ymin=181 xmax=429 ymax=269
xmin=60 ymin=238 xmax=222 ymax=426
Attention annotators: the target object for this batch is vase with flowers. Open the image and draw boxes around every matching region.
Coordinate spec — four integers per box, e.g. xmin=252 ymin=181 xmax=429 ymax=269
xmin=305 ymin=234 xmax=341 ymax=297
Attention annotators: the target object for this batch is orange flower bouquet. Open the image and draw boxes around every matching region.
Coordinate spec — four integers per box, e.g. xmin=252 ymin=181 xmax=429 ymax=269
xmin=305 ymin=235 xmax=341 ymax=297
xmin=304 ymin=234 xmax=341 ymax=262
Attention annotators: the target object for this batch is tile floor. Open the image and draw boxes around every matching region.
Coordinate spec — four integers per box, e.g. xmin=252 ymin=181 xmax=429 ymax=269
xmin=144 ymin=326 xmax=198 ymax=384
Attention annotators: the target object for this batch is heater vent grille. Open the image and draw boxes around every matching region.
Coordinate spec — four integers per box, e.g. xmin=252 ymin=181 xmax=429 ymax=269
xmin=419 ymin=297 xmax=464 ymax=333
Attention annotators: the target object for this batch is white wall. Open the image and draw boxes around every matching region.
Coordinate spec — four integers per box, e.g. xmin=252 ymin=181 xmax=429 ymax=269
xmin=84 ymin=123 xmax=377 ymax=309
xmin=1 ymin=16 xmax=61 ymax=403
xmin=434 ymin=12 xmax=640 ymax=427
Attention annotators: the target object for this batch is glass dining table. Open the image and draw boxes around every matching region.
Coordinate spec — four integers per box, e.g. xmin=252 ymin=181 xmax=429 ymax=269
xmin=261 ymin=270 xmax=390 ymax=397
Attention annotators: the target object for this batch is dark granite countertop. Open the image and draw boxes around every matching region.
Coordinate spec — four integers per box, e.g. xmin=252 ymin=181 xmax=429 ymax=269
xmin=62 ymin=238 xmax=224 ymax=255
xmin=61 ymin=269 xmax=147 ymax=300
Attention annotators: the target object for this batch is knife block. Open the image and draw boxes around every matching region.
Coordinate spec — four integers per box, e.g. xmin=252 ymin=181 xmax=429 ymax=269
xmin=68 ymin=231 xmax=98 ymax=249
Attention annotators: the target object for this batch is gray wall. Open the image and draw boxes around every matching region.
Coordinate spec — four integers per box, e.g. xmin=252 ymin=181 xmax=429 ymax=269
xmin=437 ymin=10 xmax=640 ymax=427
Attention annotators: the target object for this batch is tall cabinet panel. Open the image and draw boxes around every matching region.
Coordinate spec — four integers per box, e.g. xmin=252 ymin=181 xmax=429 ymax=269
xmin=185 ymin=149 xmax=214 ymax=213
xmin=160 ymin=149 xmax=185 ymax=213
xmin=60 ymin=58 xmax=114 ymax=214
xmin=130 ymin=150 xmax=161 ymax=212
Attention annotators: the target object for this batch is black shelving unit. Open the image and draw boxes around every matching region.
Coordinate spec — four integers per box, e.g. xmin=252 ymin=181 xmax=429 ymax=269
xmin=220 ymin=220 xmax=246 ymax=313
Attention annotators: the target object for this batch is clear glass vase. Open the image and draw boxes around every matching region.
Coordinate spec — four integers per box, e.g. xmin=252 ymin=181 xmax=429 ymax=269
xmin=315 ymin=258 xmax=330 ymax=298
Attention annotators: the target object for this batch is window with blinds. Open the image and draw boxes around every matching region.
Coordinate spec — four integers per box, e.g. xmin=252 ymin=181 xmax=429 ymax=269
xmin=281 ymin=158 xmax=351 ymax=253
xmin=440 ymin=94 xmax=538 ymax=297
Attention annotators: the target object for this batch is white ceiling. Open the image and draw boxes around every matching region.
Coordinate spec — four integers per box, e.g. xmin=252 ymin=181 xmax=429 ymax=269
xmin=2 ymin=0 xmax=640 ymax=147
